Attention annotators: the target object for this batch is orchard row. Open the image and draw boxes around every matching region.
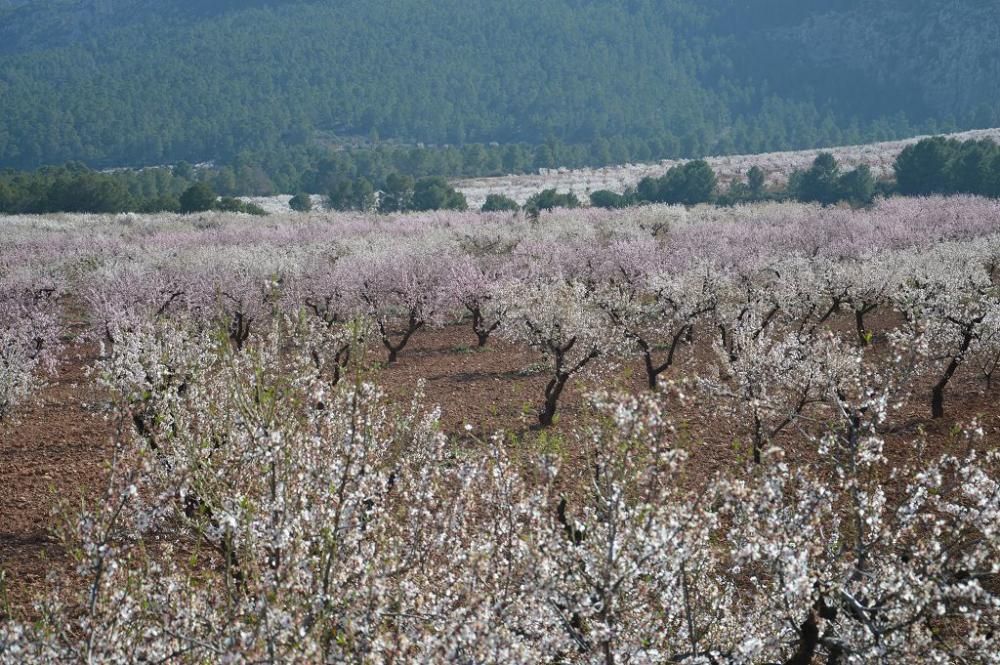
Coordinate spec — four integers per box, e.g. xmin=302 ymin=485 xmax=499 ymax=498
xmin=5 ymin=196 xmax=1000 ymax=429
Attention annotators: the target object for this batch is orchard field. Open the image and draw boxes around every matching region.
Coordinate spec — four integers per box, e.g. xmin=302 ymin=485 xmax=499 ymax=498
xmin=2 ymin=198 xmax=1000 ymax=662
xmin=455 ymin=128 xmax=1000 ymax=209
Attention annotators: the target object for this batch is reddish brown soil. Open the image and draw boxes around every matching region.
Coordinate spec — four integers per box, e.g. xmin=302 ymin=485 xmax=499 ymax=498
xmin=374 ymin=317 xmax=1000 ymax=488
xmin=0 ymin=341 xmax=113 ymax=618
xmin=378 ymin=324 xmax=646 ymax=435
xmin=2 ymin=315 xmax=999 ymax=616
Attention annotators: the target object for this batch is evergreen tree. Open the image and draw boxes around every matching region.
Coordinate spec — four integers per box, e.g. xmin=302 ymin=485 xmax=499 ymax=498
xmin=672 ymin=160 xmax=717 ymax=205
xmin=481 ymin=193 xmax=520 ymax=212
xmin=524 ymin=189 xmax=579 ymax=215
xmin=326 ymin=178 xmax=374 ymax=211
xmin=950 ymin=140 xmax=994 ymax=195
xmin=747 ymin=166 xmax=766 ymax=198
xmin=589 ymin=190 xmax=628 ymax=208
xmin=378 ymin=173 xmax=414 ymax=213
xmin=0 ymin=180 xmax=13 ymax=212
xmin=288 ymin=192 xmax=312 ymax=212
xmin=894 ymin=137 xmax=957 ymax=196
xmin=179 ymin=182 xmax=217 ymax=213
xmin=411 ymin=176 xmax=467 ymax=211
xmin=837 ymin=165 xmax=876 ymax=206
xmin=636 ymin=160 xmax=717 ymax=205
xmin=794 ymin=153 xmax=841 ymax=205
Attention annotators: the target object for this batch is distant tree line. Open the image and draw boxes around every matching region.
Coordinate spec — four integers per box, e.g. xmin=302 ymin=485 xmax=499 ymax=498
xmin=585 ymin=156 xmax=877 ymax=211
xmin=176 ymin=134 xmax=1000 ymax=205
xmin=0 ymin=161 xmax=468 ymax=215
xmin=3 ymin=137 xmax=1000 ymax=216
xmin=583 ymin=137 xmax=1000 ymax=212
xmin=894 ymin=137 xmax=1000 ymax=198
xmin=286 ymin=138 xmax=685 ymax=199
xmin=0 ymin=162 xmax=265 ymax=215
xmin=2 ymin=137 xmax=697 ymax=210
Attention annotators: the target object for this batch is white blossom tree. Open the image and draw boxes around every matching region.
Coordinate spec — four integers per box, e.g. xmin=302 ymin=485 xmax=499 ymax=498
xmin=498 ymin=277 xmax=623 ymax=428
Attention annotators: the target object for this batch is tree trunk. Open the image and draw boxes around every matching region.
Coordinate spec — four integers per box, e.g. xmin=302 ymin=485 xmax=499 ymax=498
xmin=469 ymin=305 xmax=498 ymax=347
xmin=931 ymin=326 xmax=978 ymax=419
xmin=784 ymin=611 xmax=819 ymax=665
xmin=931 ymin=382 xmax=946 ymax=419
xmin=472 ymin=306 xmax=486 ymax=346
xmin=643 ymin=351 xmax=658 ymax=390
xmin=536 ymin=374 xmax=569 ymax=428
xmin=640 ymin=326 xmax=689 ymax=390
xmin=229 ymin=311 xmax=252 ymax=350
xmin=381 ymin=312 xmax=423 ymax=364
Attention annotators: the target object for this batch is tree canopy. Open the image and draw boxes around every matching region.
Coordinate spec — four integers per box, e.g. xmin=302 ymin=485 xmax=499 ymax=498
xmin=635 ymin=160 xmax=717 ymax=206
xmin=894 ymin=137 xmax=1000 ymax=198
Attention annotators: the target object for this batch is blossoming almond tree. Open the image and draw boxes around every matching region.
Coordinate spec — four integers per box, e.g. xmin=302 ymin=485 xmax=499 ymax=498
xmin=893 ymin=244 xmax=1000 ymax=418
xmin=4 ymin=200 xmax=1000 ymax=663
xmin=705 ymin=314 xmax=836 ymax=464
xmin=733 ymin=345 xmax=1000 ymax=663
xmin=351 ymin=248 xmax=447 ymax=364
xmin=288 ymin=262 xmax=370 ymax=388
xmin=970 ymin=308 xmax=1000 ymax=390
xmin=0 ymin=276 xmax=62 ymax=419
xmin=84 ymin=321 xmax=533 ymax=661
xmin=199 ymin=261 xmax=284 ymax=352
xmin=498 ymin=277 xmax=623 ymax=428
xmin=447 ymin=253 xmax=509 ymax=348
xmin=3 ymin=352 xmax=998 ymax=662
xmin=585 ymin=235 xmax=718 ymax=389
xmin=540 ymin=393 xmax=763 ymax=663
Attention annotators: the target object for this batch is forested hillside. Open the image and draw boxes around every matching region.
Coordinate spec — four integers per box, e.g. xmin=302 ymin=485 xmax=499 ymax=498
xmin=1 ymin=0 xmax=998 ymax=171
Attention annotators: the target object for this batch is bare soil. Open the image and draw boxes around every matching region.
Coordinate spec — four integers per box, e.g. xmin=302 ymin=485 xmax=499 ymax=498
xmin=0 ymin=342 xmax=112 ymax=617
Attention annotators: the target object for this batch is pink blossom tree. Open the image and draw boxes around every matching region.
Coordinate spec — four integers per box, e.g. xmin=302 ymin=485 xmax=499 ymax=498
xmin=350 ymin=248 xmax=448 ymax=364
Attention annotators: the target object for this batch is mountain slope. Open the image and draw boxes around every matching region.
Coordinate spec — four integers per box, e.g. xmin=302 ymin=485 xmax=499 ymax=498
xmin=0 ymin=0 xmax=997 ymax=170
